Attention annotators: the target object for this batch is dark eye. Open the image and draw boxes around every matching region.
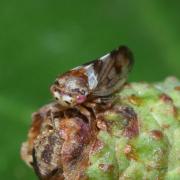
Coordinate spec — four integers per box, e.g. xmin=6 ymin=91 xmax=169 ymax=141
xmin=55 ymin=97 xmax=59 ymax=100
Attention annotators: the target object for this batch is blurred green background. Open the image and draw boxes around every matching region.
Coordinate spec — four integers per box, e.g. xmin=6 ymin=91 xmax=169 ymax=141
xmin=0 ymin=0 xmax=180 ymax=179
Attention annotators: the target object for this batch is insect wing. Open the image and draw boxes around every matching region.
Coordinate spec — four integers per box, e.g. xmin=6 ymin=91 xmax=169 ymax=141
xmin=84 ymin=46 xmax=134 ymax=97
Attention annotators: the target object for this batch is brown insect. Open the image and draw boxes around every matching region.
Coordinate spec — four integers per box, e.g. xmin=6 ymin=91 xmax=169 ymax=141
xmin=50 ymin=46 xmax=134 ymax=107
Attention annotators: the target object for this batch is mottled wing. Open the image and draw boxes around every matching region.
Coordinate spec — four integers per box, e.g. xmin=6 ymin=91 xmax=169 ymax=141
xmin=85 ymin=46 xmax=134 ymax=97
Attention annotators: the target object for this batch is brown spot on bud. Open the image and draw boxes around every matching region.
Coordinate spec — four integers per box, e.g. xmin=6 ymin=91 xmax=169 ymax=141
xmin=150 ymin=130 xmax=163 ymax=140
xmin=162 ymin=124 xmax=170 ymax=129
xmin=124 ymin=144 xmax=132 ymax=154
xmin=99 ymin=164 xmax=114 ymax=172
xmin=160 ymin=93 xmax=173 ymax=103
xmin=173 ymin=106 xmax=178 ymax=119
xmin=60 ymin=117 xmax=92 ymax=163
xmin=175 ymin=86 xmax=180 ymax=91
xmin=124 ymin=144 xmax=138 ymax=161
xmin=128 ymin=94 xmax=142 ymax=106
xmin=96 ymin=119 xmax=107 ymax=131
xmin=115 ymin=106 xmax=139 ymax=138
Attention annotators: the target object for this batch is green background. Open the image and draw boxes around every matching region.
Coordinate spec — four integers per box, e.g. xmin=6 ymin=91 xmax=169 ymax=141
xmin=0 ymin=0 xmax=180 ymax=179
